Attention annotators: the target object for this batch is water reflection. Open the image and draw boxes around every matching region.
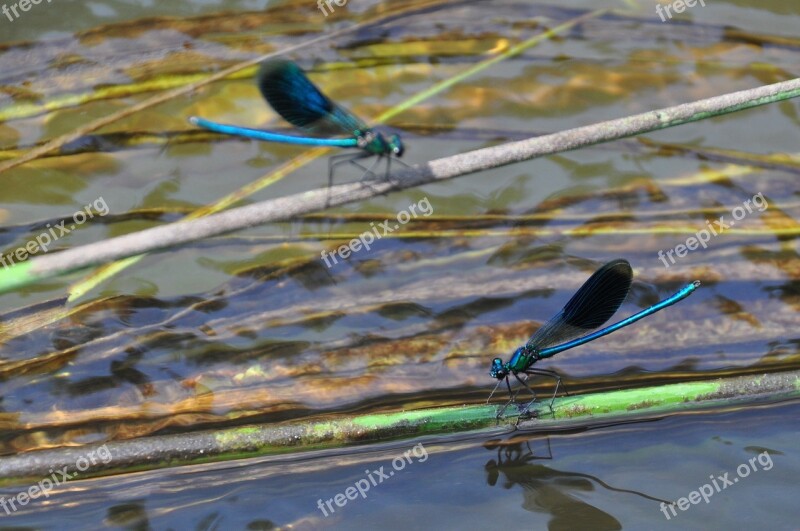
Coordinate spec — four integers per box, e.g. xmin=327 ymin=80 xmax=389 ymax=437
xmin=483 ymin=434 xmax=673 ymax=531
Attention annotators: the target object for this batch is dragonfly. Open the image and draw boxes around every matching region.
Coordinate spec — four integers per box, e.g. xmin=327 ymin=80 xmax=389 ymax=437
xmin=189 ymin=59 xmax=406 ymax=197
xmin=488 ymin=259 xmax=700 ymax=418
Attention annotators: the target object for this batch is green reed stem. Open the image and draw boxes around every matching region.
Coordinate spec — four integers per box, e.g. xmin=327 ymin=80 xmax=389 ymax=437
xmin=0 ymin=369 xmax=796 ymax=486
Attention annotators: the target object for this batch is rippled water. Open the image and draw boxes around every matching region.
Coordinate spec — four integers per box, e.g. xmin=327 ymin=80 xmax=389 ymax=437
xmin=0 ymin=0 xmax=797 ymax=528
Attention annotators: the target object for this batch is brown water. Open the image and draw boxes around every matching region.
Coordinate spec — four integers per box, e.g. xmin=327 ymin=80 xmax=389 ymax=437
xmin=0 ymin=0 xmax=798 ymax=528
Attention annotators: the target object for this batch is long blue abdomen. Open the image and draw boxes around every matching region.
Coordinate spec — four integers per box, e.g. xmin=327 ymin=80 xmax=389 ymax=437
xmin=188 ymin=117 xmax=358 ymax=147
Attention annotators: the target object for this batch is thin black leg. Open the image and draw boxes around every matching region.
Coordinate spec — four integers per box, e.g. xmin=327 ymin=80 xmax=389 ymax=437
xmin=329 ymin=152 xmax=371 ymax=187
xmin=496 ymin=377 xmax=520 ymax=419
xmin=523 ymin=368 xmax=566 ymax=411
xmin=359 ymin=156 xmax=400 ymax=199
xmin=383 ymin=156 xmax=400 ymax=187
xmin=513 ymin=372 xmax=539 ymax=420
xmin=359 ymin=155 xmax=384 ymax=181
xmin=348 ymin=159 xmax=372 ymax=174
xmin=327 ymin=152 xmax=372 ymax=206
xmin=541 ymin=436 xmax=553 ymax=460
xmin=487 ymin=377 xmax=504 ymax=404
xmin=385 ymin=157 xmax=412 ymax=186
xmin=392 ymin=157 xmax=412 ymax=169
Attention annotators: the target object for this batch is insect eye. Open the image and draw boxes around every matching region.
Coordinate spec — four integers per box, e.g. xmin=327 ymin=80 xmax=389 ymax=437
xmin=489 ymin=358 xmax=506 ymax=378
xmin=391 ymin=136 xmax=404 ymax=156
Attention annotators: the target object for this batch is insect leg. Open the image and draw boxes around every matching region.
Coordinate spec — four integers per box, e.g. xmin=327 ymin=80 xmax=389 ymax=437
xmin=496 ymin=376 xmax=520 ymax=419
xmin=327 ymin=152 xmax=372 ymax=206
xmin=513 ymin=372 xmax=539 ymax=419
xmin=523 ymin=368 xmax=567 ymax=411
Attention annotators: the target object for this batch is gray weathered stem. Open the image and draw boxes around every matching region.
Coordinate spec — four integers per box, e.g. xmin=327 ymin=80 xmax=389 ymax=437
xmin=13 ymin=76 xmax=800 ymax=285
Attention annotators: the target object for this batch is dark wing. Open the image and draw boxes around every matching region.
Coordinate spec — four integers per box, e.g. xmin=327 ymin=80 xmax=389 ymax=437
xmin=526 ymin=259 xmax=633 ymax=351
xmin=257 ymin=60 xmax=368 ymax=137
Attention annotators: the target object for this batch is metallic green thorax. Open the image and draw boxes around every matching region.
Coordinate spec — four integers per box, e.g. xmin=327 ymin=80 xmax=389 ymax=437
xmin=490 ymin=345 xmax=540 ymax=379
xmin=357 ymin=130 xmax=404 ymax=157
